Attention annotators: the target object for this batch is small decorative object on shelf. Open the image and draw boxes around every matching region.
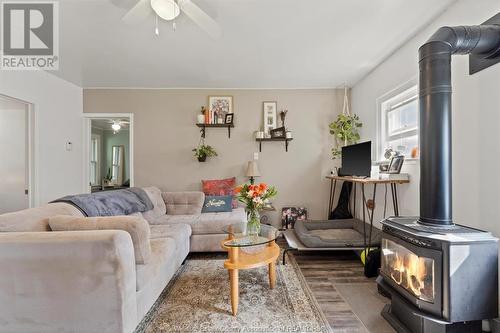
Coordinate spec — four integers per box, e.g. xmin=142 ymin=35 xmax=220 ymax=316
xmin=207 ymin=96 xmax=233 ymax=125
xmin=197 ymin=106 xmax=206 ymax=124
xmin=235 ymin=182 xmax=277 ymax=236
xmin=225 ymin=113 xmax=234 ymax=124
xmin=286 ymin=130 xmax=292 ymax=139
xmin=263 ymin=101 xmax=277 ymax=136
xmin=270 ymin=126 xmax=286 ymax=138
xmin=255 ymin=131 xmax=264 ymax=139
xmin=192 ymin=144 xmax=218 ymax=162
xmin=279 ymin=109 xmax=288 ymax=127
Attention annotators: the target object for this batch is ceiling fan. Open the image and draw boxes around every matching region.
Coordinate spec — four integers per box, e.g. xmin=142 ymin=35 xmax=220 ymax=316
xmin=105 ymin=119 xmax=130 ymax=133
xmin=122 ymin=0 xmax=221 ymax=38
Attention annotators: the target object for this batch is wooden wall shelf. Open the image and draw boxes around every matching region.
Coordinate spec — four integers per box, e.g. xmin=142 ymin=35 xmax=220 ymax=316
xmin=196 ymin=123 xmax=234 ymax=138
xmin=256 ymin=138 xmax=293 ymax=152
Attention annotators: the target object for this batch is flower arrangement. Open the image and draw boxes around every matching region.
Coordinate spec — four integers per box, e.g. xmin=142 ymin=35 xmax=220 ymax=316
xmin=235 ymin=183 xmax=277 ymax=235
xmin=235 ymin=183 xmax=277 ymax=211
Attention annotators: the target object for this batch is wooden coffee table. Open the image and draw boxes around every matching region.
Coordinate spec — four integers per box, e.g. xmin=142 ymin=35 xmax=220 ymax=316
xmin=221 ymin=223 xmax=280 ymax=316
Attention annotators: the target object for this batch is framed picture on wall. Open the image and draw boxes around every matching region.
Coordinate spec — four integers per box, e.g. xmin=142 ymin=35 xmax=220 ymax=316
xmin=263 ymin=101 xmax=277 ymax=136
xmin=208 ymin=96 xmax=233 ymax=124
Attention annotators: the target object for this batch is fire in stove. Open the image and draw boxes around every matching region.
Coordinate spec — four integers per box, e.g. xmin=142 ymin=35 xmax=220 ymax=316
xmin=381 ymin=239 xmax=434 ymax=302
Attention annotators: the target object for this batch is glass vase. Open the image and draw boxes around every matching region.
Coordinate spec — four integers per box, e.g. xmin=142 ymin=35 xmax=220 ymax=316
xmin=246 ymin=209 xmax=261 ymax=237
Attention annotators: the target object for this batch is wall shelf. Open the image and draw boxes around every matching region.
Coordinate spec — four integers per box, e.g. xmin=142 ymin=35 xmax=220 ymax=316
xmin=256 ymin=138 xmax=293 ymax=152
xmin=196 ymin=123 xmax=234 ymax=138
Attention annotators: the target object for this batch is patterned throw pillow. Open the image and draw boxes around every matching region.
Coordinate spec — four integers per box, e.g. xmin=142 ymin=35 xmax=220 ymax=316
xmin=202 ymin=177 xmax=238 ymax=208
xmin=201 ymin=195 xmax=233 ymax=213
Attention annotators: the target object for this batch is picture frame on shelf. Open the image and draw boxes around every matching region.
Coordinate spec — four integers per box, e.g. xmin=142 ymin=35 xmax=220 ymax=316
xmin=224 ymin=113 xmax=234 ymax=124
xmin=270 ymin=126 xmax=286 ymax=138
xmin=208 ymin=96 xmax=233 ymax=124
xmin=263 ymin=101 xmax=277 ymax=135
xmin=388 ymin=155 xmax=404 ymax=174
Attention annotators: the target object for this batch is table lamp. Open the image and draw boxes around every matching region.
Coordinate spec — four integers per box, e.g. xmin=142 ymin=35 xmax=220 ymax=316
xmin=245 ymin=161 xmax=261 ymax=184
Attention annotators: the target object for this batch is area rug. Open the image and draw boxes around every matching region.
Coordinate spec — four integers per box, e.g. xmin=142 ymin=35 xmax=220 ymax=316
xmin=135 ymin=253 xmax=332 ymax=333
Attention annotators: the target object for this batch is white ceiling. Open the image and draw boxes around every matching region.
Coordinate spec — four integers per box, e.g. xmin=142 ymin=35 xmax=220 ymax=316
xmin=56 ymin=0 xmax=456 ymax=88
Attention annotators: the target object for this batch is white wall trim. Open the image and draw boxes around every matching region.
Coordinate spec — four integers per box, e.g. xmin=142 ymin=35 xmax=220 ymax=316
xmin=0 ymin=94 xmax=36 ymax=208
xmin=82 ymin=113 xmax=134 ymax=193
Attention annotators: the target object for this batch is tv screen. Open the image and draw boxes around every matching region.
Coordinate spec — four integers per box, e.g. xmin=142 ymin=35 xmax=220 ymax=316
xmin=340 ymin=141 xmax=372 ymax=177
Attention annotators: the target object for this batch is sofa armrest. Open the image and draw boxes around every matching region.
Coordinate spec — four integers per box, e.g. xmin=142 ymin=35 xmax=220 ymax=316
xmin=162 ymin=191 xmax=205 ymax=215
xmin=0 ymin=230 xmax=137 ymax=333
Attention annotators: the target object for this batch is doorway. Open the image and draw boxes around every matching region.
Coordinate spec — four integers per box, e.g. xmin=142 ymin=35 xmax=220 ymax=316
xmin=0 ymin=95 xmax=34 ymax=214
xmin=83 ymin=113 xmax=133 ymax=193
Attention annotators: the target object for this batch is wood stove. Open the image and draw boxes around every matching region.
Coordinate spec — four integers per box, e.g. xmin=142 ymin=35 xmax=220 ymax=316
xmin=377 ymin=14 xmax=500 ymax=333
xmin=377 ymin=218 xmax=498 ymax=332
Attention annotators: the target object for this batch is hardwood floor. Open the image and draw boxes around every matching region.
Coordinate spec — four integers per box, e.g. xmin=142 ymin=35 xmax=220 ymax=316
xmin=279 ymin=239 xmax=394 ymax=333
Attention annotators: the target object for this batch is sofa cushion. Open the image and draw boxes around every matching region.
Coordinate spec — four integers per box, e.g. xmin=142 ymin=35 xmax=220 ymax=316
xmin=202 ymin=177 xmax=237 ymax=208
xmin=149 ymin=207 xmax=247 ymax=235
xmin=162 ymin=191 xmax=204 ymax=215
xmin=48 ymin=215 xmax=152 ymax=264
xmin=201 ymin=195 xmax=232 ymax=213
xmin=142 ymin=187 xmax=167 ymax=219
xmin=0 ymin=203 xmax=84 ymax=232
xmin=135 ymin=237 xmax=177 ymax=291
xmin=150 ymin=224 xmax=192 ymax=241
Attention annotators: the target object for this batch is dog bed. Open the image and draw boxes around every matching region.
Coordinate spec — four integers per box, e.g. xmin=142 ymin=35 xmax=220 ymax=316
xmin=293 ymin=219 xmax=382 ymax=248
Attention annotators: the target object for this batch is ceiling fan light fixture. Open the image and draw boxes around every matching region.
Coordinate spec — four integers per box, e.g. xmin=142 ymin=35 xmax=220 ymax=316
xmin=151 ymin=0 xmax=180 ymax=21
xmin=111 ymin=123 xmax=121 ymax=131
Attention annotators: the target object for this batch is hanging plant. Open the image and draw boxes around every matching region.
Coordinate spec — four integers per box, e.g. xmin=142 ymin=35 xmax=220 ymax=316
xmin=192 ymin=144 xmax=218 ymax=162
xmin=329 ymin=87 xmax=362 ymax=159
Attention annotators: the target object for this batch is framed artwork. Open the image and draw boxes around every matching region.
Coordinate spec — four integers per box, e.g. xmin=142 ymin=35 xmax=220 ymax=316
xmin=270 ymin=126 xmax=286 ymax=138
xmin=281 ymin=207 xmax=308 ymax=229
xmin=263 ymin=101 xmax=277 ymax=135
xmin=208 ymin=96 xmax=233 ymax=123
xmin=225 ymin=113 xmax=234 ymax=124
xmin=388 ymin=155 xmax=404 ymax=174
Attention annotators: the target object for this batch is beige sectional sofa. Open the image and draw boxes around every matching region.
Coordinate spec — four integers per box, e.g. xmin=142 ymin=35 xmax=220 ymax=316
xmin=0 ymin=186 xmax=246 ymax=333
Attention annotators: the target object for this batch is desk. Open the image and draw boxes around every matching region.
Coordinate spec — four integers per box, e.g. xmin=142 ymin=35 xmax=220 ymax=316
xmin=326 ymin=175 xmax=409 ymax=219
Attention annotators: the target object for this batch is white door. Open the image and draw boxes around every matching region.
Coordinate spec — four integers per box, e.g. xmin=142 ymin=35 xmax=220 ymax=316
xmin=0 ymin=97 xmax=30 ymax=214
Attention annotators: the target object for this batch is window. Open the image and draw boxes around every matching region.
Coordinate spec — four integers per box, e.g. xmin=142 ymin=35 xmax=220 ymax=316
xmin=90 ymin=134 xmax=100 ymax=185
xmin=378 ymin=85 xmax=418 ymax=161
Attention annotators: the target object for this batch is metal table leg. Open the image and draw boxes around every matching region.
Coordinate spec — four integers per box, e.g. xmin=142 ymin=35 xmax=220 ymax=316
xmin=390 ymin=183 xmax=400 ymax=216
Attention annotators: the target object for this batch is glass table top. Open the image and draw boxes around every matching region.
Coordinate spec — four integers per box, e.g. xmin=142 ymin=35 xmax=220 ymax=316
xmin=222 ymin=222 xmax=279 ymax=248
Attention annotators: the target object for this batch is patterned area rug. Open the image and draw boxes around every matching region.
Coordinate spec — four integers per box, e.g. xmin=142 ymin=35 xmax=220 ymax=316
xmin=136 ymin=253 xmax=332 ymax=333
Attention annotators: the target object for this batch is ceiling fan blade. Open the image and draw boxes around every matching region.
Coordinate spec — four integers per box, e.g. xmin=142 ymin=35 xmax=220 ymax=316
xmin=122 ymin=0 xmax=153 ymax=25
xmin=178 ymin=0 xmax=222 ymax=39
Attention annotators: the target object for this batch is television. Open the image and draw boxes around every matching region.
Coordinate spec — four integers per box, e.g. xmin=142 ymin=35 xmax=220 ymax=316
xmin=339 ymin=141 xmax=372 ymax=177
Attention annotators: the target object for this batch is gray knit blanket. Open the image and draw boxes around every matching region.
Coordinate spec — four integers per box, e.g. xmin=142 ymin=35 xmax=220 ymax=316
xmin=52 ymin=187 xmax=153 ymax=217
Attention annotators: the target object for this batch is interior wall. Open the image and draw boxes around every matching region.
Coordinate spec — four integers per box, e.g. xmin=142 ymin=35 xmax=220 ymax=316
xmin=351 ymin=0 xmax=500 ymax=235
xmin=0 ymin=71 xmax=83 ymax=205
xmin=84 ymin=89 xmax=344 ymax=226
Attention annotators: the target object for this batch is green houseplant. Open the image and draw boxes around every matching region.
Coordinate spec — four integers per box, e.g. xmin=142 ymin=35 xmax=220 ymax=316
xmin=329 ymin=87 xmax=362 ymax=159
xmin=329 ymin=113 xmax=362 ymax=159
xmin=192 ymin=144 xmax=218 ymax=162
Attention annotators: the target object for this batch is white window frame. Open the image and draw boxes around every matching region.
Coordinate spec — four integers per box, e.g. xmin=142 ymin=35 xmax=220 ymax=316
xmin=376 ymin=79 xmax=418 ymax=163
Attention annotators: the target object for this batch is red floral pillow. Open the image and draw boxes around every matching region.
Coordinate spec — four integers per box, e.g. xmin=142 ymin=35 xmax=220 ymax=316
xmin=202 ymin=177 xmax=237 ymax=209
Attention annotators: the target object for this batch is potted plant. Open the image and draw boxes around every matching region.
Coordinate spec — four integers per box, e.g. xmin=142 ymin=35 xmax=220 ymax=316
xmin=192 ymin=144 xmax=218 ymax=162
xmin=329 ymin=113 xmax=362 ymax=159
xmin=235 ymin=183 xmax=277 ymax=236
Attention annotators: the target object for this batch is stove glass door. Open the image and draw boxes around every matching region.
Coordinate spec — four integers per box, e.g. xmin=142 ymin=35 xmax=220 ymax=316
xmin=381 ymin=238 xmax=435 ymax=303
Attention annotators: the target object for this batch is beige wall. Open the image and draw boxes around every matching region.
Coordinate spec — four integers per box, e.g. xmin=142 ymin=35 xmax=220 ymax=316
xmin=84 ymin=89 xmax=344 ymax=226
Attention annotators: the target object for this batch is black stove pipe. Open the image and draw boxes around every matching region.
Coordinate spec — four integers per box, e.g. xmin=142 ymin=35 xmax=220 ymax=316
xmin=418 ymin=25 xmax=500 ymax=226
